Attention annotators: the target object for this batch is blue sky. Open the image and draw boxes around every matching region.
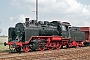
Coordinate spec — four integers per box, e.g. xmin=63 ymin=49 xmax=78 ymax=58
xmin=76 ymin=0 xmax=90 ymax=5
xmin=0 ymin=0 xmax=90 ymax=36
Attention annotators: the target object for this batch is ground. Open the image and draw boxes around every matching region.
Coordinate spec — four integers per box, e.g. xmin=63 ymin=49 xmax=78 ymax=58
xmin=0 ymin=37 xmax=8 ymax=43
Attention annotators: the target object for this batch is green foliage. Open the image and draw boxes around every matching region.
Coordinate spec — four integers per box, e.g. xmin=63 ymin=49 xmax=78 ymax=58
xmin=0 ymin=36 xmax=8 ymax=37
xmin=0 ymin=43 xmax=9 ymax=52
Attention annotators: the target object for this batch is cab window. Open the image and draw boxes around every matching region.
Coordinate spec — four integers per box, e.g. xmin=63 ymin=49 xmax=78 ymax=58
xmin=62 ymin=25 xmax=68 ymax=31
xmin=62 ymin=25 xmax=67 ymax=31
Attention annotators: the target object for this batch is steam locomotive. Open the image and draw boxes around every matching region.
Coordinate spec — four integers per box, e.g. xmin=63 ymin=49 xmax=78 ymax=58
xmin=4 ymin=18 xmax=90 ymax=52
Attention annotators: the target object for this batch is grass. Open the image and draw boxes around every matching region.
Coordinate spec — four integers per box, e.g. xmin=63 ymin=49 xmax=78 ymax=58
xmin=0 ymin=43 xmax=9 ymax=52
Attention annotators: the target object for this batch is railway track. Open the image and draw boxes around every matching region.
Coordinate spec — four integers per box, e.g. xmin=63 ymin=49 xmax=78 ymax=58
xmin=0 ymin=52 xmax=9 ymax=56
xmin=0 ymin=47 xmax=90 ymax=60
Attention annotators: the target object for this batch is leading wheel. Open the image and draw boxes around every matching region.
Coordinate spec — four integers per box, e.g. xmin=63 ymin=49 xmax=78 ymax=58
xmin=15 ymin=46 xmax=21 ymax=53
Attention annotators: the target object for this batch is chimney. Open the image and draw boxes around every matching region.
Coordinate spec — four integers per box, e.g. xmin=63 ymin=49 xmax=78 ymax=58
xmin=25 ymin=18 xmax=29 ymax=27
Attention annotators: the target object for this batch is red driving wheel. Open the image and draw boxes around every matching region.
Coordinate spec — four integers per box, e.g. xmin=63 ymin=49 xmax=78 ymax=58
xmin=56 ymin=43 xmax=61 ymax=50
xmin=23 ymin=45 xmax=30 ymax=52
xmin=38 ymin=46 xmax=45 ymax=51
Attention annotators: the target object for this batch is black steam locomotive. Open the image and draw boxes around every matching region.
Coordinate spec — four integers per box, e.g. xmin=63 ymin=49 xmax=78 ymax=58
xmin=4 ymin=18 xmax=89 ymax=52
xmin=9 ymin=18 xmax=70 ymax=42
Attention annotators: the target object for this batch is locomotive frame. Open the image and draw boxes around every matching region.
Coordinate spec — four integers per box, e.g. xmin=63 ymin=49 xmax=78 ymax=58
xmin=4 ymin=18 xmax=90 ymax=53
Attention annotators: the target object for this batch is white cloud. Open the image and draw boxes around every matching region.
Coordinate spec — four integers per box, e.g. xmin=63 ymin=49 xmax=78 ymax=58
xmin=66 ymin=0 xmax=82 ymax=11
xmin=17 ymin=15 xmax=25 ymax=22
xmin=82 ymin=8 xmax=89 ymax=14
xmin=10 ymin=14 xmax=26 ymax=23
xmin=10 ymin=0 xmax=90 ymax=26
